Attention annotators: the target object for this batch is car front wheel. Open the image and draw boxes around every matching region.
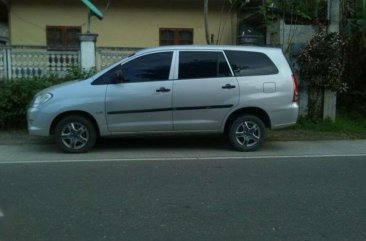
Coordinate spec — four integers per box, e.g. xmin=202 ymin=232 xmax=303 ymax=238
xmin=55 ymin=115 xmax=97 ymax=153
xmin=228 ymin=115 xmax=265 ymax=151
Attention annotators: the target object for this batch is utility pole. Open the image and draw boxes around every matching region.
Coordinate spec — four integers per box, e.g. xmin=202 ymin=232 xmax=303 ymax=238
xmin=327 ymin=0 xmax=340 ymax=33
xmin=204 ymin=0 xmax=211 ymax=44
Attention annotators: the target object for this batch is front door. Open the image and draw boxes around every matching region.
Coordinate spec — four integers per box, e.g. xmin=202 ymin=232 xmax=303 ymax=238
xmin=106 ymin=51 xmax=174 ymax=133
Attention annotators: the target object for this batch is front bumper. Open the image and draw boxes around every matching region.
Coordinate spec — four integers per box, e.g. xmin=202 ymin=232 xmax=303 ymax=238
xmin=27 ymin=107 xmax=52 ymax=136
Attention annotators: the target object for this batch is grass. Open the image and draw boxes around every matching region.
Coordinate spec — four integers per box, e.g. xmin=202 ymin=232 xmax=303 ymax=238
xmin=268 ymin=112 xmax=366 ymax=141
xmin=296 ymin=113 xmax=366 ymax=135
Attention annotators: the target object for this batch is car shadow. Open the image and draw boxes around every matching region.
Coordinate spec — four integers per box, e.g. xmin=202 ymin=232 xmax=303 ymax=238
xmin=94 ymin=134 xmax=232 ymax=151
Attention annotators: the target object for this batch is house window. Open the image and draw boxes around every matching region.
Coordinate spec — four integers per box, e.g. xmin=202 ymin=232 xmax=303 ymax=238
xmin=159 ymin=28 xmax=193 ymax=46
xmin=47 ymin=26 xmax=81 ymax=51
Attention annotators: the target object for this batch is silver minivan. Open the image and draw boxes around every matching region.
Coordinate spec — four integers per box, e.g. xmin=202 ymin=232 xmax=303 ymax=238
xmin=28 ymin=45 xmax=299 ymax=153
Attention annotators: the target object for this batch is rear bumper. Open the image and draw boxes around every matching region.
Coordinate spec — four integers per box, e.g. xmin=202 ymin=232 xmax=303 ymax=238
xmin=270 ymin=103 xmax=299 ymax=129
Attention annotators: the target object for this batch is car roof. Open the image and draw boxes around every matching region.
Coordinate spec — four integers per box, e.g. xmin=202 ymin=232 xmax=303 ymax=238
xmin=135 ymin=45 xmax=283 ymax=55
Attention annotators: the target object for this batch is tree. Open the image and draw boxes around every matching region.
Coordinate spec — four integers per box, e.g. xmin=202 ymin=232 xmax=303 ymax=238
xmin=298 ymin=30 xmax=349 ymax=120
xmin=338 ymin=0 xmax=366 ymax=113
xmin=204 ymin=0 xmax=243 ymax=45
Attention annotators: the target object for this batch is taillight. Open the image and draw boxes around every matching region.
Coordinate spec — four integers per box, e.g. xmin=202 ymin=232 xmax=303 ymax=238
xmin=292 ymin=74 xmax=298 ymax=103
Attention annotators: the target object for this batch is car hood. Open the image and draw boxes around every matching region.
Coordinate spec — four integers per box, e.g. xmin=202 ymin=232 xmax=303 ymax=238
xmin=40 ymin=80 xmax=82 ymax=93
xmin=37 ymin=78 xmax=97 ymax=98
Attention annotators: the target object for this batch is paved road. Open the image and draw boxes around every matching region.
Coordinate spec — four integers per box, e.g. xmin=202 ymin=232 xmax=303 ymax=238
xmin=0 ymin=138 xmax=366 ymax=241
xmin=0 ymin=136 xmax=366 ymax=163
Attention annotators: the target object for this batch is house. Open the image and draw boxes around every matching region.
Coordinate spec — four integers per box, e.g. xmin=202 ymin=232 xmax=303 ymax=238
xmin=9 ymin=0 xmax=237 ymax=48
xmin=0 ymin=0 xmax=8 ymax=46
xmin=0 ymin=0 xmax=239 ymax=79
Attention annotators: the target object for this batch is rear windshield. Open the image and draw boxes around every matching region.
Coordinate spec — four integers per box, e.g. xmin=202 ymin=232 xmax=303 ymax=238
xmin=224 ymin=50 xmax=279 ymax=77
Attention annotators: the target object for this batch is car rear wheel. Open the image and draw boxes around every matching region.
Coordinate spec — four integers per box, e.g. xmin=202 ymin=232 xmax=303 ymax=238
xmin=55 ymin=115 xmax=97 ymax=153
xmin=228 ymin=115 xmax=265 ymax=151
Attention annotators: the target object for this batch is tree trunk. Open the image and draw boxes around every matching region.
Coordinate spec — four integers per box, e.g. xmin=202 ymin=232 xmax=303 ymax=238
xmin=308 ymin=87 xmax=323 ymax=120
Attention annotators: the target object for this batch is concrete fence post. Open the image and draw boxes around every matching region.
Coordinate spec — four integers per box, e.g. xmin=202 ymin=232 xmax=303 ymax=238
xmin=79 ymin=33 xmax=98 ymax=71
xmin=323 ymin=89 xmax=337 ymax=121
xmin=5 ymin=45 xmax=11 ymax=80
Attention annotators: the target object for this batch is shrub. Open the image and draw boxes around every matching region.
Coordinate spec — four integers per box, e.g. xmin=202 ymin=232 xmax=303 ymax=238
xmin=298 ymin=30 xmax=349 ymax=92
xmin=338 ymin=28 xmax=366 ymax=113
xmin=298 ymin=30 xmax=349 ymax=120
xmin=64 ymin=65 xmax=97 ymax=80
xmin=0 ymin=66 xmax=96 ymax=130
xmin=0 ymin=77 xmax=64 ymax=129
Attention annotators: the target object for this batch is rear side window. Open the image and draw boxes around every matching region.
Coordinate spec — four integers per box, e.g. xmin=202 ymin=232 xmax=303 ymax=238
xmin=178 ymin=51 xmax=232 ymax=79
xmin=224 ymin=50 xmax=279 ymax=77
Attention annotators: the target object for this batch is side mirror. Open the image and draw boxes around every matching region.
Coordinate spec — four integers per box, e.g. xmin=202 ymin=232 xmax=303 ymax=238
xmin=113 ymin=70 xmax=125 ymax=83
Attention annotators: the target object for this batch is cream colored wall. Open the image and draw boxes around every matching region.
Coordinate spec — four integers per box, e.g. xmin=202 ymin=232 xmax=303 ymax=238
xmin=9 ymin=0 xmax=237 ymax=47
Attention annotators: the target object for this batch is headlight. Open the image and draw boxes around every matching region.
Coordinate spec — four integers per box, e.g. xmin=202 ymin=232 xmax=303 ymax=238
xmin=31 ymin=93 xmax=53 ymax=108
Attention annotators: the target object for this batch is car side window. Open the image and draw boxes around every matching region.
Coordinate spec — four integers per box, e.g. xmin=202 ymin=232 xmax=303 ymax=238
xmin=92 ymin=64 xmax=123 ymax=85
xmin=178 ymin=51 xmax=232 ymax=80
xmin=224 ymin=50 xmax=279 ymax=77
xmin=92 ymin=52 xmax=173 ymax=85
xmin=122 ymin=52 xmax=173 ymax=83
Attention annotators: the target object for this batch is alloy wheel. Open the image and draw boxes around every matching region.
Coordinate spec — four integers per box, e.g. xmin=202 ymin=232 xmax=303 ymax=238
xmin=235 ymin=120 xmax=261 ymax=147
xmin=60 ymin=122 xmax=90 ymax=150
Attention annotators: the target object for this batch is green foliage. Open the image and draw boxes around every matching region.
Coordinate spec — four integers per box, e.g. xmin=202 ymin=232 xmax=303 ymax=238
xmin=298 ymin=30 xmax=349 ymax=120
xmin=259 ymin=0 xmax=324 ymax=25
xmin=0 ymin=66 xmax=96 ymax=130
xmin=0 ymin=77 xmax=63 ymax=129
xmin=296 ymin=112 xmax=366 ymax=135
xmin=338 ymin=28 xmax=366 ymax=113
xmin=298 ymin=30 xmax=349 ymax=92
xmin=64 ymin=65 xmax=97 ymax=80
xmin=259 ymin=0 xmax=277 ymax=25
xmin=228 ymin=0 xmax=249 ymax=9
xmin=343 ymin=0 xmax=366 ymax=19
xmin=337 ymin=0 xmax=366 ymax=114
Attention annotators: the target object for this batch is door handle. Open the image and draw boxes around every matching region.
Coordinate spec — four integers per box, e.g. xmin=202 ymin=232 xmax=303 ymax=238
xmin=222 ymin=84 xmax=236 ymax=89
xmin=156 ymin=87 xmax=171 ymax=93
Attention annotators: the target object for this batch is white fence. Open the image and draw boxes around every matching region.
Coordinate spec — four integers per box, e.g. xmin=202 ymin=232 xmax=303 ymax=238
xmin=0 ymin=47 xmax=6 ymax=79
xmin=97 ymin=47 xmax=138 ymax=70
xmin=0 ymin=46 xmax=139 ymax=79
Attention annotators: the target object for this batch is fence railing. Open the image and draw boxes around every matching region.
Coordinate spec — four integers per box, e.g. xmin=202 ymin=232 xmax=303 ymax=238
xmin=97 ymin=47 xmax=139 ymax=70
xmin=0 ymin=47 xmax=6 ymax=79
xmin=0 ymin=46 xmax=140 ymax=79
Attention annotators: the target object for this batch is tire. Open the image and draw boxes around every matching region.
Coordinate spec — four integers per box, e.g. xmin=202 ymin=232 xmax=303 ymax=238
xmin=54 ymin=115 xmax=97 ymax=153
xmin=228 ymin=115 xmax=265 ymax=152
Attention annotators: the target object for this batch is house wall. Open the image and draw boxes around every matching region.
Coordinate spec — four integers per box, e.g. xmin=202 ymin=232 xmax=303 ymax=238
xmin=9 ymin=0 xmax=237 ymax=47
xmin=266 ymin=20 xmax=315 ymax=46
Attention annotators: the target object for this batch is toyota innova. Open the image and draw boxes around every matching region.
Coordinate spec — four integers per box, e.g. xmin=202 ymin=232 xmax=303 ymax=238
xmin=28 ymin=45 xmax=299 ymax=153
